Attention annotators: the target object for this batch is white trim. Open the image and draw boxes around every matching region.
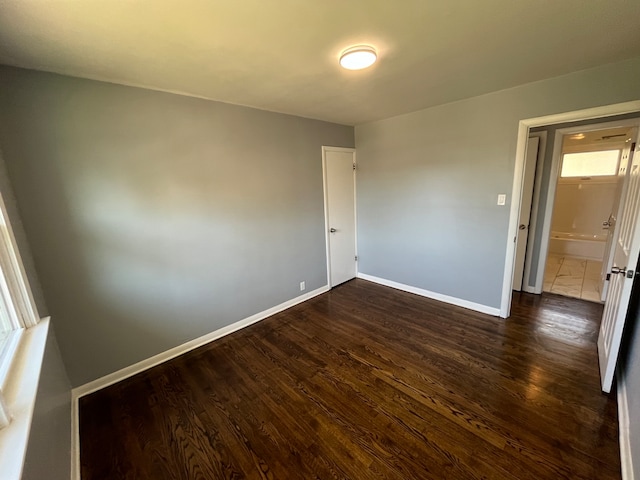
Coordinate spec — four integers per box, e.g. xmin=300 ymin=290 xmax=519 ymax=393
xmin=353 ymin=150 xmax=359 ymax=273
xmin=357 ymin=273 xmax=500 ymax=316
xmin=562 ymin=144 xmax=628 ymax=155
xmin=500 ymin=100 xmax=640 ymax=318
xmin=321 ymin=146 xmax=357 ymax=288
xmin=0 ymin=190 xmax=39 ymax=329
xmin=520 ymin=102 xmax=640 ymax=129
xmin=320 ymin=146 xmax=358 ymax=154
xmin=72 ymin=285 xmax=329 ymax=398
xmin=321 ymin=147 xmax=332 ymax=287
xmin=0 ymin=318 xmax=49 ymax=480
xmin=618 ymin=366 xmax=635 ymax=480
xmin=557 ymin=175 xmax=620 ymax=186
xmin=71 ymin=393 xmax=80 ymax=480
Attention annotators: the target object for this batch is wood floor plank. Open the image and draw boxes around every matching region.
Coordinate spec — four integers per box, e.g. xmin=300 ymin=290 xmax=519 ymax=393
xmin=80 ymin=279 xmax=621 ymax=479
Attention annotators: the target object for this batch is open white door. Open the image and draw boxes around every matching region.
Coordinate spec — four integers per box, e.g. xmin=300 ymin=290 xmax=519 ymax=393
xmin=600 ymin=134 xmax=637 ymax=301
xmin=513 ymin=136 xmax=540 ymax=291
xmin=598 ymin=135 xmax=640 ymax=393
xmin=323 ymin=147 xmax=357 ymax=287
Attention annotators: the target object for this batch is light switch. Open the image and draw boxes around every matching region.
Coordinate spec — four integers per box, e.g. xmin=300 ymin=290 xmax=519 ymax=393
xmin=497 ymin=194 xmax=506 ymax=206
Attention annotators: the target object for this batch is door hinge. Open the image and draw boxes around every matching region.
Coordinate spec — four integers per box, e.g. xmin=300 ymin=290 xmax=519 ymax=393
xmin=606 ymin=273 xmax=611 ymax=281
xmin=353 ymin=163 xmax=356 ymax=170
xmin=355 ymin=255 xmax=358 ymax=261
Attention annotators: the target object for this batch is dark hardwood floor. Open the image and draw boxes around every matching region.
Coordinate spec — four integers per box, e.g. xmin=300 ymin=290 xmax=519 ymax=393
xmin=80 ymin=279 xmax=620 ymax=479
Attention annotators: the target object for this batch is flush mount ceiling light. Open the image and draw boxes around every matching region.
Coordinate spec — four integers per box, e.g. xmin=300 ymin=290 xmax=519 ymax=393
xmin=339 ymin=45 xmax=377 ymax=70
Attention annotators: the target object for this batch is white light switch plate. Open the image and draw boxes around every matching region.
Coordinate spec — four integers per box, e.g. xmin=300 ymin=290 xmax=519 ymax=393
xmin=497 ymin=194 xmax=506 ymax=206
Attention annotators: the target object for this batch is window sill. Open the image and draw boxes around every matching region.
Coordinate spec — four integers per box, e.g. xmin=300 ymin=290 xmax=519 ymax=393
xmin=0 ymin=317 xmax=49 ymax=480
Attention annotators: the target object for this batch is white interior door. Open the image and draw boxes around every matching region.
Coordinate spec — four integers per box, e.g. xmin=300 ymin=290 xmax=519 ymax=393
xmin=601 ymin=136 xmax=636 ymax=301
xmin=513 ymin=137 xmax=540 ymax=291
xmin=598 ymin=136 xmax=640 ymax=393
xmin=323 ymin=147 xmax=356 ymax=287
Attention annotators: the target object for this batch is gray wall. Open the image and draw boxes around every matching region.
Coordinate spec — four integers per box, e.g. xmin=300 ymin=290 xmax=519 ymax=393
xmin=355 ymin=55 xmax=640 ymax=309
xmin=22 ymin=328 xmax=72 ymax=480
xmin=0 ymin=149 xmax=47 ymax=315
xmin=0 ymin=66 xmax=354 ymax=386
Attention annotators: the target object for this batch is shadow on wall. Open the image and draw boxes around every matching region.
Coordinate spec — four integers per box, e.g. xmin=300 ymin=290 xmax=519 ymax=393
xmin=0 ymin=66 xmax=354 ymax=386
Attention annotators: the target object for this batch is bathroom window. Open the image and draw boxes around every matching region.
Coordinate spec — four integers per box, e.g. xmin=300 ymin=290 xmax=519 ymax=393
xmin=560 ymin=150 xmax=620 ymax=178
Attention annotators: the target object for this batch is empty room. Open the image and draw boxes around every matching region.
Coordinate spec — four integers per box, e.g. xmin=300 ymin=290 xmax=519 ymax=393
xmin=1 ymin=1 xmax=640 ymax=479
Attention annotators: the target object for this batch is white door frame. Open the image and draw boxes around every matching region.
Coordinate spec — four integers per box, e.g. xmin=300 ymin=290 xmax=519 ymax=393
xmin=526 ymin=118 xmax=640 ymax=295
xmin=500 ymin=100 xmax=640 ymax=318
xmin=322 ymin=146 xmax=357 ymax=288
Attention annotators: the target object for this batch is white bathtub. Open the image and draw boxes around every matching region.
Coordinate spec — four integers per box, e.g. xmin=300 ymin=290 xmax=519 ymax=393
xmin=548 ymin=231 xmax=607 ymax=260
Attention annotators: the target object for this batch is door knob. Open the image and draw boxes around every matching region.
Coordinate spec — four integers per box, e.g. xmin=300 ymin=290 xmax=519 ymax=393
xmin=330 ymin=228 xmax=337 ymax=233
xmin=611 ymin=266 xmax=627 ymax=275
xmin=612 ymin=266 xmax=636 ymax=278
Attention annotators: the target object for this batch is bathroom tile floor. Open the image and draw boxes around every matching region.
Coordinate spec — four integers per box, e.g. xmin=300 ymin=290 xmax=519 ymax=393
xmin=543 ymin=254 xmax=603 ymax=303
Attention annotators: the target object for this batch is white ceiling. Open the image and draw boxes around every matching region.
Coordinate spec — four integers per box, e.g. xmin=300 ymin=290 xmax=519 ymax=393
xmin=0 ymin=0 xmax=639 ymax=126
xmin=563 ymin=127 xmax=635 ymax=150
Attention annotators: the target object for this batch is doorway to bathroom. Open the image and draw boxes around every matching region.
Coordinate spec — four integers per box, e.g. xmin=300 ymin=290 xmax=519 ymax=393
xmin=542 ymin=126 xmax=636 ymax=302
xmin=513 ymin=114 xmax=640 ymax=302
xmin=504 ymin=104 xmax=640 ymax=392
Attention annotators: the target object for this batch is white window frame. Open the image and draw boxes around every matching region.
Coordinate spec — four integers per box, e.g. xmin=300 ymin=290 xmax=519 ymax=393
xmin=558 ymin=148 xmax=622 ymax=183
xmin=0 ymin=188 xmax=40 ymax=428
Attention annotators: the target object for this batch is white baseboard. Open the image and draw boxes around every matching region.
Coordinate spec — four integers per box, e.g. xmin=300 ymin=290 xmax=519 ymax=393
xmin=70 ymin=285 xmax=329 ymax=479
xmin=357 ymin=273 xmax=500 ymax=317
xmin=68 ymin=276 xmax=496 ymax=477
xmin=72 ymin=285 xmax=329 ymax=399
xmin=619 ymin=367 xmax=635 ymax=480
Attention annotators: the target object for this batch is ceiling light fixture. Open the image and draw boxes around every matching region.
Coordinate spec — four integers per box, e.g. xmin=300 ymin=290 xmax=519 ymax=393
xmin=339 ymin=45 xmax=377 ymax=70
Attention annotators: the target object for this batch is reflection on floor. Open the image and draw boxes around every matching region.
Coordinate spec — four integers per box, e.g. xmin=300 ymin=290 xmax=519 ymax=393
xmin=543 ymin=254 xmax=602 ymax=302
xmin=80 ymin=280 xmax=621 ymax=479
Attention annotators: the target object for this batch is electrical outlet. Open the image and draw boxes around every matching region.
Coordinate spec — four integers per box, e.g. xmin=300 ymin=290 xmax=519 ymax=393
xmin=300 ymin=281 xmax=306 ymax=291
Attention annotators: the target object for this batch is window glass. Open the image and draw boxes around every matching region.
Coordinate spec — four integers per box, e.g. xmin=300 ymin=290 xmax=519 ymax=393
xmin=0 ymin=192 xmax=40 ymax=434
xmin=560 ymin=150 xmax=620 ymax=177
xmin=0 ymin=334 xmax=7 ymax=347
xmin=0 ymin=316 xmax=9 ymax=346
xmin=0 ymin=265 xmax=15 ymax=347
